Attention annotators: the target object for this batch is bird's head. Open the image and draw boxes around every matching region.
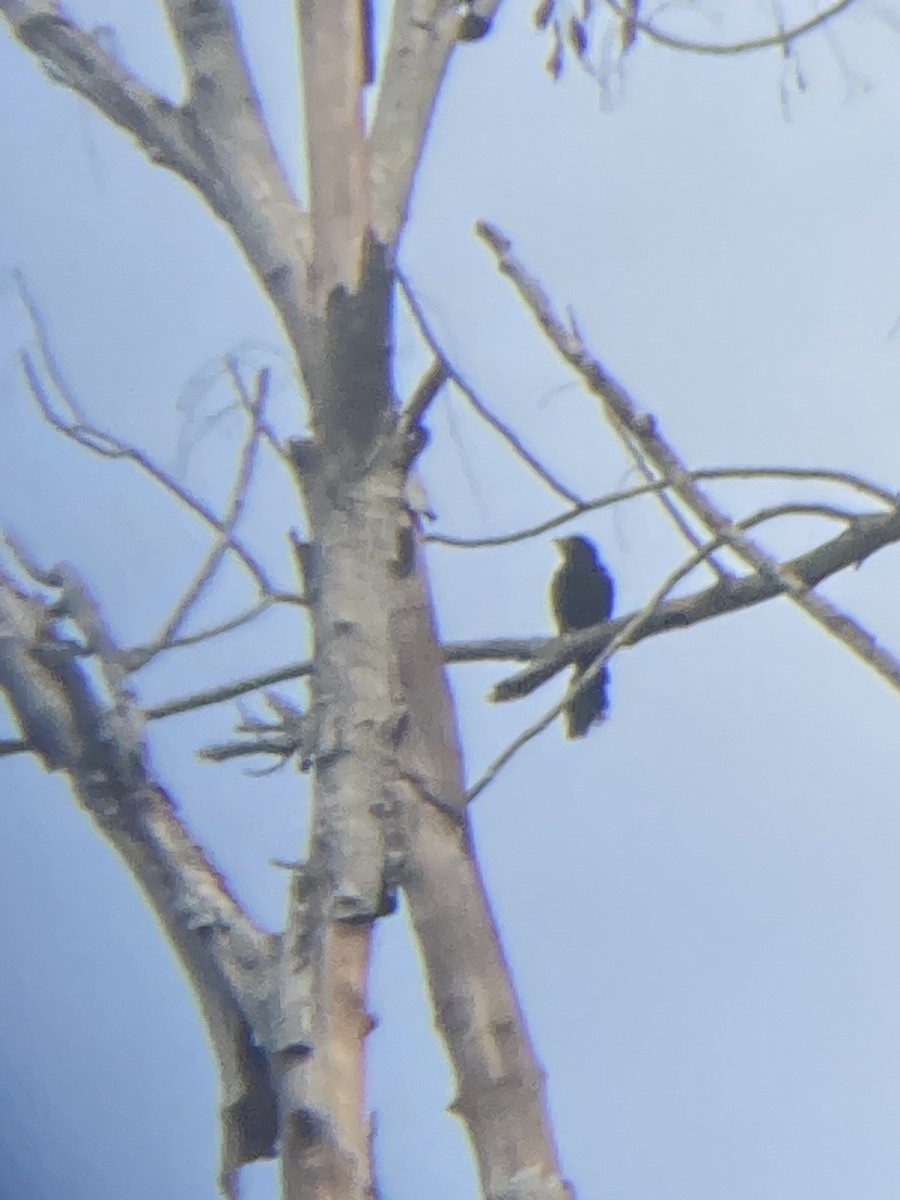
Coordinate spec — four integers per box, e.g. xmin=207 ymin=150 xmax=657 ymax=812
xmin=553 ymin=534 xmax=597 ymax=562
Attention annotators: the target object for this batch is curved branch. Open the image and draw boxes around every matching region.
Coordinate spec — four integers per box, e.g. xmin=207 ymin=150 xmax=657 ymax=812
xmin=602 ymin=0 xmax=860 ymax=56
xmin=0 ymin=565 xmax=278 ymax=1183
xmin=130 ymin=594 xmax=304 ymax=667
xmin=2 ymin=1 xmax=311 ymax=361
xmin=146 ymin=366 xmax=274 ymax=654
xmin=5 ymin=500 xmax=897 ymax=760
xmin=467 ymin=503 xmax=737 ymax=801
xmin=447 ymin=501 xmax=900 ymax=697
xmin=479 ymin=221 xmax=900 ymax=696
xmin=428 ymin=464 xmax=898 ymax=548
xmin=144 ymin=500 xmax=900 ymax=725
xmin=1 ymin=5 xmax=214 ymax=185
xmin=619 ymin=427 xmax=734 ymax=577
xmin=16 ymin=347 xmax=273 ymax=594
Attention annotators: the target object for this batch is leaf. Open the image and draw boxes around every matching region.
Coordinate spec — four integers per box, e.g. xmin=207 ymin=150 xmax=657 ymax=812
xmin=547 ymin=21 xmax=564 ymax=80
xmin=534 ymin=0 xmax=555 ymax=30
xmin=568 ymin=15 xmax=588 ymax=59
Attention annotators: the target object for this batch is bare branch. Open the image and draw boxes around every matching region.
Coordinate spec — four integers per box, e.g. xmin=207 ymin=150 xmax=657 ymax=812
xmin=434 ymin=501 xmax=900 ymax=698
xmin=0 ymin=552 xmax=264 ymax=974
xmin=130 ymin=594 xmax=304 ymax=667
xmin=4 ymin=497 xmax=890 ymax=768
xmin=164 ymin=0 xmax=261 ymax=106
xmin=198 ymin=692 xmax=317 ymax=773
xmin=150 ymin=502 xmax=900 ymax=729
xmin=466 ymin=506 xmax=737 ymax=802
xmin=16 ymin=345 xmax=274 ymax=594
xmin=384 ymin=534 xmax=570 ymax=1200
xmin=618 ymin=426 xmax=734 ymax=578
xmin=701 ymin=465 xmax=897 ymax=507
xmin=145 ymin=659 xmax=314 ymax=721
xmin=13 ymin=268 xmax=90 ymax=425
xmin=198 ymin=734 xmax=296 ymax=767
xmin=402 ymin=359 xmax=448 ymax=430
xmin=0 ymin=4 xmax=214 ymax=185
xmin=226 ymin=359 xmax=287 ymax=455
xmin=428 ymin=464 xmax=897 ymax=548
xmin=0 ymin=560 xmax=276 ymax=1056
xmin=2 ymin=3 xmax=311 ymax=366
xmin=175 ymin=356 xmax=289 ymax=468
xmin=3 ymin=539 xmax=146 ymax=750
xmin=0 ymin=558 xmax=279 ymax=1179
xmin=601 ymin=0 xmax=860 ymax=55
xmin=370 ymin=0 xmax=504 ymax=246
xmin=159 ymin=0 xmax=311 ymax=267
xmin=18 ymin=347 xmax=270 ymax=580
xmin=0 ymin=735 xmax=29 ymax=758
xmin=478 ymin=222 xmax=900 ymax=696
xmin=145 ymin=364 xmax=273 ymax=654
xmin=621 ymin=0 xmax=639 ymax=52
xmin=399 ymin=273 xmax=585 ymax=506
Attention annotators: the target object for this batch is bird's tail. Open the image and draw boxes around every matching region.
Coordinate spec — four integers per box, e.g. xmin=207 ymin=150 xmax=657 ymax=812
xmin=565 ymin=660 xmax=610 ymax=738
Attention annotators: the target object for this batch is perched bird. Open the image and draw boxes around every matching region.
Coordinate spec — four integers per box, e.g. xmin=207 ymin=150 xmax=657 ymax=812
xmin=550 ymin=535 xmax=615 ymax=738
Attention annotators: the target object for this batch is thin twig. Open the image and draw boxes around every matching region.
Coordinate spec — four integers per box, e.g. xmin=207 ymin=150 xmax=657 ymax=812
xmin=449 ymin=500 xmax=900 ymax=689
xmin=398 ymin=272 xmax=586 ymax=506
xmin=704 ymin=465 xmax=896 ymax=506
xmin=176 ymin=356 xmax=288 ymax=472
xmin=402 ymin=359 xmax=448 ymax=429
xmin=129 ymin=593 xmax=304 ymax=667
xmin=15 ymin=271 xmax=93 ymax=424
xmin=465 ymin=497 xmax=867 ymax=801
xmin=479 ymin=218 xmax=900 ymax=695
xmin=144 ymin=660 xmax=313 ymax=721
xmin=488 ymin=500 xmax=861 ymax=691
xmin=467 ymin=516 xmax=734 ymax=802
xmin=618 ymin=426 xmax=733 ymax=577
xmin=601 ymin=0 xmax=859 ymax=55
xmin=197 ymin=691 xmax=315 ymax=772
xmin=226 ymin=357 xmax=288 ymax=457
xmin=2 ymin=498 xmax=897 ymax=764
xmin=145 ymin=364 xmax=272 ymax=653
xmin=428 ymin=464 xmax=897 ymax=548
xmin=18 ymin=352 xmax=273 ymax=593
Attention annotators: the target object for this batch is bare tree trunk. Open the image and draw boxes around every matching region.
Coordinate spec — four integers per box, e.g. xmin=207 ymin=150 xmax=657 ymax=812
xmin=2 ymin=3 xmax=888 ymax=1198
xmin=0 ymin=5 xmax=567 ymax=1197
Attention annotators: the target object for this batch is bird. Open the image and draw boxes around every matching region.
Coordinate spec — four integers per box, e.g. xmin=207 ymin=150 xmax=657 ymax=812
xmin=550 ymin=535 xmax=615 ymax=738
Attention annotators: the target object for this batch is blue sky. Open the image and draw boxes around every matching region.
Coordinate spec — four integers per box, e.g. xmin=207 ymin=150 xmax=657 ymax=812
xmin=3 ymin=3 xmax=900 ymax=1199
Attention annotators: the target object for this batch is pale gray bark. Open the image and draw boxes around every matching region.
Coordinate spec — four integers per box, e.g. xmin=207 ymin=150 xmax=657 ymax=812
xmin=1 ymin=3 xmax=888 ymax=1199
xmin=0 ymin=4 xmax=568 ymax=1200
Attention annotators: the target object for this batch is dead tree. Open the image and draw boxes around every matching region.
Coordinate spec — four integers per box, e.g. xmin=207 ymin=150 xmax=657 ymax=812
xmin=0 ymin=2 xmax=889 ymax=1199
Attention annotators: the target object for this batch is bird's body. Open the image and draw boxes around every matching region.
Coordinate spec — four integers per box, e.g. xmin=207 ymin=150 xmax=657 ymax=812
xmin=550 ymin=535 xmax=615 ymax=737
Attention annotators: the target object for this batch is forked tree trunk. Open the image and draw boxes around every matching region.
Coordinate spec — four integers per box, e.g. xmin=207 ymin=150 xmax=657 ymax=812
xmin=0 ymin=3 xmax=567 ymax=1197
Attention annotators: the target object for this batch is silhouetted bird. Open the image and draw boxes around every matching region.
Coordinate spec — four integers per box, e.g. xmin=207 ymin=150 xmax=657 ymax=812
xmin=550 ymin=535 xmax=615 ymax=738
